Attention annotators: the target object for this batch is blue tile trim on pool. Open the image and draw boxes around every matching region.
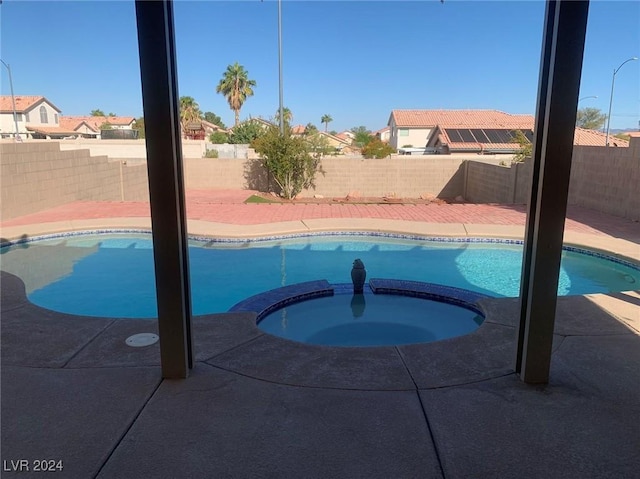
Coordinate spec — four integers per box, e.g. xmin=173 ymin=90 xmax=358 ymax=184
xmin=229 ymin=278 xmax=488 ymax=323
xmin=369 ymin=279 xmax=490 ymax=316
xmin=229 ymin=280 xmax=334 ymax=321
xmin=1 ymin=229 xmax=638 ymax=272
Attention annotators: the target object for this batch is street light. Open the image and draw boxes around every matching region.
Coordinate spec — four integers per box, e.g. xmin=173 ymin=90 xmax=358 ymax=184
xmin=0 ymin=59 xmax=20 ymax=141
xmin=605 ymin=57 xmax=638 ymax=146
xmin=578 ymin=95 xmax=597 ymax=102
xmin=277 ymin=0 xmax=284 ymax=134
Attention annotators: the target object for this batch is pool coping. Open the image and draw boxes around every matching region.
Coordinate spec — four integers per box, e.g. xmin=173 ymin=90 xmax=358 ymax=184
xmin=3 ymin=225 xmax=639 ymax=274
xmin=1 ymin=216 xmax=638 ymax=264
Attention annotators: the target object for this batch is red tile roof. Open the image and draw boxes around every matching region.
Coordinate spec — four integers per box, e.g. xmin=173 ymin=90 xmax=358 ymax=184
xmin=26 ymin=125 xmax=82 ymax=136
xmin=319 ymin=131 xmax=352 ymax=145
xmin=59 ymin=117 xmax=97 ymax=132
xmin=335 ymin=132 xmax=353 ymax=143
xmin=60 ymin=116 xmax=135 ymax=130
xmin=291 ymin=125 xmax=306 ymax=135
xmin=390 ymin=110 xmax=534 ymax=128
xmin=0 ymin=95 xmax=62 ymax=113
xmin=574 ymin=127 xmax=629 ymax=147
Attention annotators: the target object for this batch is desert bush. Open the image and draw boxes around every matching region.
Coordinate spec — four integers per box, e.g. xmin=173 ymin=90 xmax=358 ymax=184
xmin=252 ymin=126 xmax=322 ymax=199
xmin=362 ymin=139 xmax=395 ymax=158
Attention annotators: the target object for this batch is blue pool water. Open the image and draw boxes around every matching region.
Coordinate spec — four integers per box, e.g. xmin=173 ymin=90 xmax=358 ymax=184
xmin=258 ymin=291 xmax=484 ymax=347
xmin=1 ymin=233 xmax=637 ymax=318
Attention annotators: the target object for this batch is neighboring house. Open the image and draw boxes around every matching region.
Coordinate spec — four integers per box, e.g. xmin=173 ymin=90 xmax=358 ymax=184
xmin=59 ymin=116 xmax=137 ymax=139
xmin=58 ymin=117 xmax=100 ymax=138
xmin=183 ymin=120 xmax=227 ymax=140
xmin=388 ymin=109 xmax=533 ymax=152
xmin=75 ymin=116 xmax=135 ymax=131
xmin=335 ymin=132 xmax=354 ymax=145
xmin=291 ymin=124 xmax=306 ymax=135
xmin=388 ymin=109 xmax=625 ymax=154
xmin=318 ymin=131 xmax=358 ymax=153
xmin=0 ymin=95 xmax=65 ymax=139
xmin=372 ymin=126 xmax=391 ymax=143
xmin=573 ymin=127 xmax=629 ymax=147
xmin=233 ymin=117 xmax=274 ymax=131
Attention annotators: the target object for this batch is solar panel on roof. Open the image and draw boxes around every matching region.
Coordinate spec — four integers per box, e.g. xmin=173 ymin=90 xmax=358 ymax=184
xmin=484 ymin=129 xmax=503 ymax=143
xmin=470 ymin=129 xmax=490 ymax=142
xmin=445 ymin=129 xmax=463 ymax=142
xmin=459 ymin=129 xmax=476 ymax=142
xmin=524 ymin=130 xmax=534 ymax=142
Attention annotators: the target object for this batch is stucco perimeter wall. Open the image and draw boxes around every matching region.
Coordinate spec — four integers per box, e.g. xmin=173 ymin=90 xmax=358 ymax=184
xmin=58 ymin=139 xmax=207 ymax=159
xmin=304 ymin=156 xmax=466 ymax=197
xmin=464 ymin=137 xmax=640 ymax=221
xmin=1 ymin=142 xmax=149 ymax=220
xmin=181 ymin=156 xmax=468 ymax=198
xmin=569 ymin=142 xmax=640 ymax=220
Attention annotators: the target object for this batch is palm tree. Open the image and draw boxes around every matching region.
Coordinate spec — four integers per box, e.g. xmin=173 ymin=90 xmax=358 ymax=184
xmin=321 ymin=114 xmax=333 ymax=132
xmin=216 ymin=63 xmax=257 ymax=127
xmin=179 ymin=96 xmax=202 ymax=136
xmin=275 ymin=107 xmax=293 ymax=125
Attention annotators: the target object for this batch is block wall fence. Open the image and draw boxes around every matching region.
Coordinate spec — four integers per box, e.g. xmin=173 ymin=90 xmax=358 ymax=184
xmin=1 ymin=137 xmax=638 ymax=221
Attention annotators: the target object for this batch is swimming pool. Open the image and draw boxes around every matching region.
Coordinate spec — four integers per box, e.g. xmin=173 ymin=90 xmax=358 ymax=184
xmin=1 ymin=232 xmax=637 ymax=318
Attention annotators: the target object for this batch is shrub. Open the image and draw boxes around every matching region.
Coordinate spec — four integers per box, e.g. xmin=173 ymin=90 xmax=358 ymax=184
xmin=510 ymin=130 xmax=531 ymax=163
xmin=228 ymin=121 xmax=266 ymax=144
xmin=209 ymin=131 xmax=228 ymax=144
xmin=362 ymin=139 xmax=395 ymax=159
xmin=252 ymin=125 xmax=322 ymax=199
xmin=203 ymin=149 xmax=219 ymax=158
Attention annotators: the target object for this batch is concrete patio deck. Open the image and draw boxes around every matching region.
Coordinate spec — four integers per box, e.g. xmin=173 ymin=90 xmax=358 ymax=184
xmin=2 ymin=190 xmax=640 ymax=478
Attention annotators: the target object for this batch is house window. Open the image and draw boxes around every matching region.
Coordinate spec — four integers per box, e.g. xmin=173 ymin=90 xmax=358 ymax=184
xmin=399 ymin=129 xmax=409 ymax=136
xmin=54 ymin=113 xmax=59 ymax=124
xmin=39 ymin=105 xmax=48 ymax=123
xmin=25 ymin=112 xmax=30 ymax=122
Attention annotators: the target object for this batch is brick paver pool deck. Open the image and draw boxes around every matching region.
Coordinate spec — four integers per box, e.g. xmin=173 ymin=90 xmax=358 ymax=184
xmin=3 ymin=189 xmax=639 ymax=261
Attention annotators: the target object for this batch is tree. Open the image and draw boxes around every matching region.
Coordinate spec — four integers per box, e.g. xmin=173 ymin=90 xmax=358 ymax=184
xmin=216 ymin=62 xmax=256 ymax=126
xmin=305 ymin=123 xmax=318 ymax=136
xmin=321 ymin=114 xmax=333 ymax=132
xmin=362 ymin=138 xmax=394 ymax=159
xmin=209 ymin=131 xmax=228 ymax=144
xmin=133 ymin=117 xmax=145 ymax=139
xmin=351 ymin=125 xmax=373 ymax=147
xmin=179 ymin=96 xmax=202 ymax=136
xmin=107 ymin=112 xmax=117 ymax=117
xmin=253 ymin=125 xmax=323 ymax=199
xmin=576 ymin=107 xmax=606 ymax=130
xmin=203 ymin=111 xmax=226 ymax=129
xmin=510 ymin=129 xmax=532 ymax=163
xmin=274 ymin=107 xmax=293 ymax=126
xmin=91 ymin=109 xmax=105 ymax=116
xmin=228 ymin=121 xmax=266 ymax=144
xmin=303 ymin=130 xmax=333 ymax=158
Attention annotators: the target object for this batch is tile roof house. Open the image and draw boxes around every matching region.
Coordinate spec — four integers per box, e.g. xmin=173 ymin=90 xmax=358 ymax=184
xmin=1 ymin=95 xmax=139 ymax=139
xmin=290 ymin=124 xmax=307 ymax=135
xmin=0 ymin=95 xmax=68 ymax=139
xmin=372 ymin=126 xmax=391 ymax=143
xmin=388 ymin=109 xmax=628 ymax=154
xmin=183 ymin=120 xmax=228 ymax=140
xmin=318 ymin=131 xmax=359 ymax=153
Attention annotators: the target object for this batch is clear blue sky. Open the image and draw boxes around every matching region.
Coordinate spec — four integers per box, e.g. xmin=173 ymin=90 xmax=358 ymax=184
xmin=1 ymin=1 xmax=638 ymax=131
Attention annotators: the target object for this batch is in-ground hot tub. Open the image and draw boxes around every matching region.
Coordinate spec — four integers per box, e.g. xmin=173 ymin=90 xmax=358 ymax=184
xmin=231 ymin=279 xmax=488 ymax=347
